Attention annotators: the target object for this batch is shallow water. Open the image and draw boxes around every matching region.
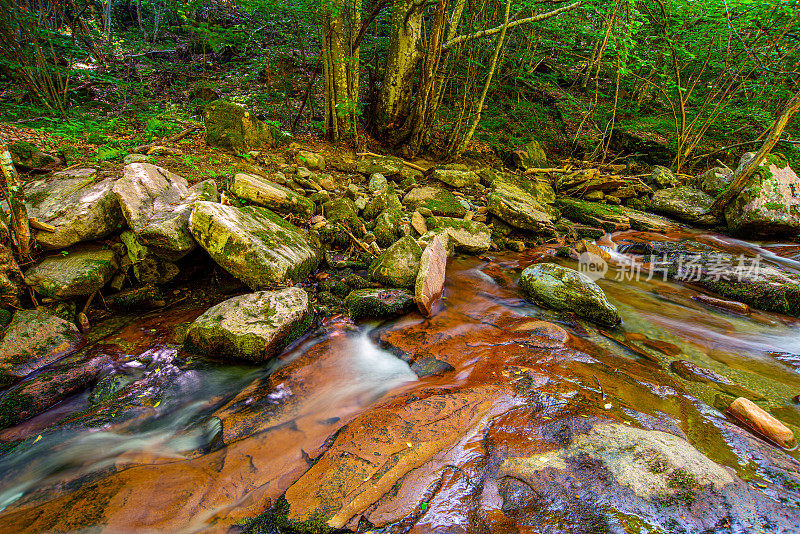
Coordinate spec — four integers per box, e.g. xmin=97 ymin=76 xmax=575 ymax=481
xmin=0 ymin=231 xmax=799 ymax=532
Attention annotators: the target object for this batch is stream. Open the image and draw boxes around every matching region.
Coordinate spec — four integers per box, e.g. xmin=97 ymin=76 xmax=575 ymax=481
xmin=0 ymin=230 xmax=799 ymax=533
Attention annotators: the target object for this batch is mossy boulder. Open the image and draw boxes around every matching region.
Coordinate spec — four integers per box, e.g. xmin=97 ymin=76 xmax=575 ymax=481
xmin=8 ymin=141 xmax=59 ymax=169
xmin=402 ymin=186 xmax=467 ymax=218
xmin=0 ymin=308 xmax=83 ymax=387
xmin=374 ymin=208 xmax=402 ymax=248
xmin=203 ymin=100 xmax=288 ymax=151
xmin=24 ymin=246 xmax=119 ymax=299
xmin=650 ymin=186 xmax=717 ymax=226
xmin=295 ymin=150 xmax=325 ymax=171
xmin=363 ymin=184 xmax=402 ymax=221
xmin=556 ymin=198 xmax=631 ymax=231
xmin=489 ymin=180 xmax=558 ymax=233
xmin=648 ymin=165 xmax=681 ymax=190
xmin=120 ymin=231 xmax=180 ymax=285
xmin=511 ymin=139 xmax=547 ymax=170
xmin=692 ymin=166 xmax=732 ymax=196
xmin=724 ymin=153 xmax=800 ymax=238
xmin=185 ymin=288 xmax=313 ymax=361
xmin=520 ymin=262 xmax=621 ymax=326
xmin=231 ymin=173 xmax=315 ymax=216
xmin=24 ymin=168 xmax=124 ymax=250
xmin=426 ymin=216 xmax=491 ymax=254
xmin=344 ymin=289 xmax=415 ymax=320
xmin=115 ymin=163 xmax=219 ymax=260
xmin=369 ymin=236 xmax=422 ymax=288
xmin=189 ymin=201 xmax=321 ymax=289
xmin=431 ymin=169 xmax=479 ymax=188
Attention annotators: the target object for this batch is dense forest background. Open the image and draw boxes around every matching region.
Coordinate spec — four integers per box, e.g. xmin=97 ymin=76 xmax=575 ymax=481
xmin=0 ymin=0 xmax=798 ymax=173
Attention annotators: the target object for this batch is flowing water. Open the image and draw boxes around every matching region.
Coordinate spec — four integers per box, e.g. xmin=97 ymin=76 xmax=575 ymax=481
xmin=0 ymin=231 xmax=799 ymax=532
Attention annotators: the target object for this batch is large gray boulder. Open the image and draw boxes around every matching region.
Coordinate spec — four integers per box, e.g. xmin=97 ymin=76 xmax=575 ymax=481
xmin=489 ymin=180 xmax=557 ymax=233
xmin=185 ymin=288 xmax=312 ymax=361
xmin=725 ymin=153 xmax=800 ymax=237
xmin=24 ymin=246 xmax=119 ymax=299
xmin=520 ymin=262 xmax=621 ymax=326
xmin=114 ymin=163 xmax=218 ymax=260
xmin=650 ymin=186 xmax=717 ymax=225
xmin=231 ymin=173 xmax=314 ymax=216
xmin=0 ymin=308 xmax=83 ymax=386
xmin=24 ymin=168 xmax=123 ymax=249
xmin=369 ymin=236 xmax=422 ymax=288
xmin=189 ymin=201 xmax=321 ymax=289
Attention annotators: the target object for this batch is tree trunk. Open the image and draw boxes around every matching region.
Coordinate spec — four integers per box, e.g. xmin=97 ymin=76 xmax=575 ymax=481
xmin=0 ymin=143 xmax=31 ymax=260
xmin=322 ymin=0 xmax=362 ymax=142
xmin=372 ymin=0 xmax=425 ymax=141
xmin=710 ymin=91 xmax=800 ymax=217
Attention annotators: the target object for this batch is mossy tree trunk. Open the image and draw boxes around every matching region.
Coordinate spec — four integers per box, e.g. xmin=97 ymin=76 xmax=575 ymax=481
xmin=0 ymin=143 xmax=30 ymax=260
xmin=322 ymin=0 xmax=362 ymax=142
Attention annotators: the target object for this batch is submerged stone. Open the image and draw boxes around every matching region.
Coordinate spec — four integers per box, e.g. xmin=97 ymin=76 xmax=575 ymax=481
xmin=519 ymin=262 xmax=621 ymax=326
xmin=185 ymin=288 xmax=313 ymax=361
xmin=189 ymin=201 xmax=321 ymax=289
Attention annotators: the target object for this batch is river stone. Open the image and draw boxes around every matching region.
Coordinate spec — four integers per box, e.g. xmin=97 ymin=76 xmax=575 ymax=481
xmin=356 ymin=156 xmax=402 ymax=178
xmin=369 ymin=236 xmax=422 ymax=288
xmin=185 ymin=288 xmax=312 ymax=361
xmin=724 ymin=154 xmax=800 ymax=237
xmin=374 ymin=208 xmax=402 ymax=248
xmin=648 ymin=165 xmax=681 ymax=189
xmin=402 ymin=186 xmax=466 ymax=217
xmin=295 ymin=150 xmax=325 ymax=171
xmin=363 ymin=184 xmax=402 ymax=221
xmin=190 ymin=202 xmax=321 ymax=289
xmin=0 ymin=353 xmax=108 ymax=428
xmin=489 ymin=180 xmax=557 ymax=233
xmin=557 ymin=198 xmax=630 ymax=232
xmin=203 ymin=100 xmax=287 ymax=151
xmin=231 ymin=173 xmax=314 ymax=216
xmin=520 ymin=263 xmax=621 ymax=326
xmin=0 ymin=308 xmax=83 ymax=386
xmin=368 ymin=173 xmax=388 ymax=192
xmin=24 ymin=247 xmax=119 ymax=299
xmin=693 ymin=166 xmax=732 ymax=196
xmin=650 ymin=186 xmax=717 ymax=225
xmin=24 ymin=168 xmax=123 ymax=250
xmin=502 ymin=422 xmax=734 ymax=505
xmin=344 ymin=289 xmax=415 ymax=320
xmin=115 ymin=163 xmax=219 ymax=260
xmin=415 ymin=233 xmax=447 ymax=316
xmin=431 ymin=169 xmax=479 ymax=188
xmin=426 ymin=216 xmax=490 ymax=254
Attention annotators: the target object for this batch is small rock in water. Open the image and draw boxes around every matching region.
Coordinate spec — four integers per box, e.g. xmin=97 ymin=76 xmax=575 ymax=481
xmin=415 ymin=233 xmax=447 ymax=316
xmin=519 ymin=263 xmax=621 ymax=327
xmin=694 ymin=294 xmax=751 ymax=314
xmin=185 ymin=288 xmax=313 ymax=361
xmin=727 ymin=397 xmax=796 ymax=450
xmin=344 ymin=289 xmax=415 ymax=320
